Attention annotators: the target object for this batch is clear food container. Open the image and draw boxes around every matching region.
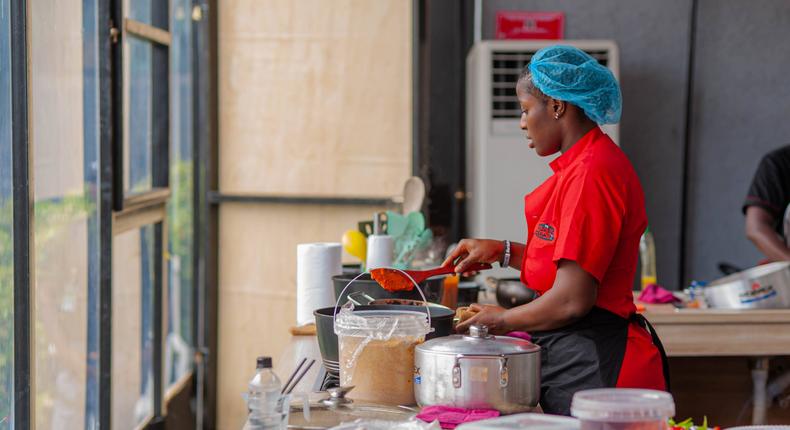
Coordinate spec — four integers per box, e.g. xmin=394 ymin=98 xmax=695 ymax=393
xmin=570 ymin=388 xmax=675 ymax=430
xmin=456 ymin=412 xmax=579 ymax=430
xmin=335 ymin=308 xmax=430 ymax=405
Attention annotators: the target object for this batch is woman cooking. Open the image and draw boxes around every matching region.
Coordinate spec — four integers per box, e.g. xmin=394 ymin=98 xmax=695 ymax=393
xmin=445 ymin=45 xmax=668 ymax=415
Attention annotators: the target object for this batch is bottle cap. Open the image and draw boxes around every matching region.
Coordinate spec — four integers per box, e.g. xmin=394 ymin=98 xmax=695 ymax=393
xmin=257 ymin=356 xmax=273 ymax=369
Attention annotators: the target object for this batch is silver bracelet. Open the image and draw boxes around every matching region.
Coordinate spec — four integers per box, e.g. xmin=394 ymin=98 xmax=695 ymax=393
xmin=500 ymin=240 xmax=511 ymax=268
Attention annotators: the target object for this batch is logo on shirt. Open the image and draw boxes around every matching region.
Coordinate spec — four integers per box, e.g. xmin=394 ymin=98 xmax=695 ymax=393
xmin=535 ymin=223 xmax=556 ymax=242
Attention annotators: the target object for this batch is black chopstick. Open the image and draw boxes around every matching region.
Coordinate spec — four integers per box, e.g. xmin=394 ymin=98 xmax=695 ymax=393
xmin=284 ymin=359 xmax=315 ymax=395
xmin=281 ymin=358 xmax=307 ymax=394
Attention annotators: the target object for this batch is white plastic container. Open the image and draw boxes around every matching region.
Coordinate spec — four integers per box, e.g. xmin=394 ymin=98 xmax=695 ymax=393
xmin=727 ymin=427 xmax=790 ymax=430
xmin=335 ymin=308 xmax=430 ymax=405
xmin=570 ymin=389 xmax=675 ymax=430
xmin=456 ymin=413 xmax=579 ymax=430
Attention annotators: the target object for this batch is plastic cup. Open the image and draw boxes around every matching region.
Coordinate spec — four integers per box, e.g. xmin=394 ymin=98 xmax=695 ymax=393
xmin=571 ymin=388 xmax=675 ymax=430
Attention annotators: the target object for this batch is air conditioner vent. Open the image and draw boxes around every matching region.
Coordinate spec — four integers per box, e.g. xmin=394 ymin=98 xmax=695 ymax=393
xmin=491 ymin=49 xmax=611 ymax=119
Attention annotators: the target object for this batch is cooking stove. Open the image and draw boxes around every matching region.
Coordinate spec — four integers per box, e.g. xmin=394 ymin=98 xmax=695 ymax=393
xmin=313 ymin=366 xmax=340 ymax=391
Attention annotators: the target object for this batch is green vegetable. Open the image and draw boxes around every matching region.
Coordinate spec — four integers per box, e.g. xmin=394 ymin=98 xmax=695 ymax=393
xmin=668 ymin=416 xmax=710 ymax=430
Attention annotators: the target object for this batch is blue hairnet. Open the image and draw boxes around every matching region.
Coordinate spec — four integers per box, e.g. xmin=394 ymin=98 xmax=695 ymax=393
xmin=527 ymin=45 xmax=622 ymax=125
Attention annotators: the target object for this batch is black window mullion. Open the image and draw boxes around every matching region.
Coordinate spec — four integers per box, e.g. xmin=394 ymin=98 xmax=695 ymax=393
xmin=152 ymin=0 xmax=169 ymax=190
xmin=191 ymin=0 xmax=205 ymax=420
xmin=191 ymin=2 xmax=210 ymax=427
xmin=101 ymin=0 xmax=123 ymax=428
xmin=111 ymin=0 xmax=124 ymax=212
xmin=150 ymin=0 xmax=169 ymax=423
xmin=10 ymin=0 xmax=31 ymax=427
xmin=151 ymin=223 xmax=164 ymax=425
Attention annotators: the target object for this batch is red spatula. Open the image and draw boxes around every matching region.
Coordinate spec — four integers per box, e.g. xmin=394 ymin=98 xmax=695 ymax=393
xmin=370 ymin=262 xmax=493 ymax=292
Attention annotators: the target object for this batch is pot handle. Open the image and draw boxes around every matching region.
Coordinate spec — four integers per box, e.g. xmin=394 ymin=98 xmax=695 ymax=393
xmin=451 ymin=354 xmax=510 ymax=389
xmin=346 ymin=291 xmax=376 ymax=306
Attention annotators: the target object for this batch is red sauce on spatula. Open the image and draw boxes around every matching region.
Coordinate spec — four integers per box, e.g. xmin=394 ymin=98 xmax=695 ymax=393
xmin=370 ymin=268 xmax=414 ymax=292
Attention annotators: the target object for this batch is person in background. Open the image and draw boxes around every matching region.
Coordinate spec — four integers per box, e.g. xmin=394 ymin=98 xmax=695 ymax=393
xmin=743 ymin=145 xmax=790 ymax=262
xmin=444 ymin=45 xmax=668 ymax=416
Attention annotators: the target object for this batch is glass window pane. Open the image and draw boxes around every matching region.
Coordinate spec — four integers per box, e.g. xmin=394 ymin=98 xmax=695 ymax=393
xmin=166 ymin=0 xmax=194 ymax=389
xmin=29 ymin=0 xmax=100 ymax=428
xmin=124 ymin=36 xmax=153 ymax=196
xmin=0 ymin=0 xmax=14 ymax=426
xmin=112 ymin=225 xmax=156 ymax=428
xmin=125 ymin=0 xmax=152 ymax=26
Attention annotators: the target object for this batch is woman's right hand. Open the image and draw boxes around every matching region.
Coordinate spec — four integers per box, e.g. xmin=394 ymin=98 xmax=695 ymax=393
xmin=442 ymin=238 xmax=505 ymax=274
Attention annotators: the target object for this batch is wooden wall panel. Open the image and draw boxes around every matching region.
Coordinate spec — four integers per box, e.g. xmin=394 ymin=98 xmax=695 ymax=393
xmin=217 ymin=2 xmax=413 ymax=427
xmin=216 ymin=203 xmax=387 ymax=430
xmin=218 ymin=0 xmax=412 ymax=197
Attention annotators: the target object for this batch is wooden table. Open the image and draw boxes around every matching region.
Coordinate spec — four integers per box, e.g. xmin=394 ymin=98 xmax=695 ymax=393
xmin=642 ymin=303 xmax=790 ymax=425
xmin=642 ymin=304 xmax=790 ymax=356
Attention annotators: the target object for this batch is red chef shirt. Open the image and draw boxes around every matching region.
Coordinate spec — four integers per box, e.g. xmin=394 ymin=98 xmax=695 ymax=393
xmin=520 ymin=127 xmax=647 ymax=318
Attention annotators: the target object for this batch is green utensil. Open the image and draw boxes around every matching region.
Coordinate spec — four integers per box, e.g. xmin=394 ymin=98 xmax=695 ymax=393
xmin=385 ymin=211 xmax=409 ymax=238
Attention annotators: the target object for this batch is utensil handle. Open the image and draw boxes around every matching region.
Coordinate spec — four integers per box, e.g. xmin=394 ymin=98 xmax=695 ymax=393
xmin=426 ymin=262 xmax=492 ymax=278
xmin=463 ymin=262 xmax=493 ymax=272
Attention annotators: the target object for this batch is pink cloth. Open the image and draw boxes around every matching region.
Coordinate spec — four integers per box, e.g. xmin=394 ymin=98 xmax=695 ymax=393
xmin=505 ymin=331 xmax=532 ymax=341
xmin=637 ymin=283 xmax=680 ymax=304
xmin=416 ymin=406 xmax=500 ymax=429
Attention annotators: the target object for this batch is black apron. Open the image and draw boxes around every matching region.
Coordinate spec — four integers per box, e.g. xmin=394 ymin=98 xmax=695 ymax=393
xmin=529 ymin=307 xmax=670 ymax=416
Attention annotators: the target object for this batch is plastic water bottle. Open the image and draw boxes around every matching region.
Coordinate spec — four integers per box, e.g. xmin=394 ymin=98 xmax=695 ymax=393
xmin=640 ymin=227 xmax=657 ymax=290
xmin=245 ymin=356 xmax=283 ymax=429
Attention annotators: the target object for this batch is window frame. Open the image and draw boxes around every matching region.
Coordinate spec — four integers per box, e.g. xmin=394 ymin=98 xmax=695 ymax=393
xmin=6 ymin=0 xmax=207 ymax=427
xmin=113 ymin=4 xmax=172 ymax=212
xmin=10 ymin=0 xmax=31 ymax=426
xmin=104 ymin=0 xmax=171 ymax=427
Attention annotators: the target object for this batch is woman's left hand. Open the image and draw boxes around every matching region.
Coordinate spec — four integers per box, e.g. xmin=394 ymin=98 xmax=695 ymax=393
xmin=455 ymin=303 xmax=510 ymax=335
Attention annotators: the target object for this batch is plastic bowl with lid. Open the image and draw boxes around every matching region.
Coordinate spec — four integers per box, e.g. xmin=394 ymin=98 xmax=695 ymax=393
xmin=571 ymin=388 xmax=675 ymax=430
xmin=457 ymin=412 xmax=579 ymax=430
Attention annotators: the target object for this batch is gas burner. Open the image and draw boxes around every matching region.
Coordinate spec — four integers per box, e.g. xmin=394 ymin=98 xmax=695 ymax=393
xmin=320 ymin=370 xmax=340 ymax=391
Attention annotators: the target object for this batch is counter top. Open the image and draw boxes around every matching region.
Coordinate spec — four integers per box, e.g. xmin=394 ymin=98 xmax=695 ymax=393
xmin=641 ymin=303 xmax=790 ymax=356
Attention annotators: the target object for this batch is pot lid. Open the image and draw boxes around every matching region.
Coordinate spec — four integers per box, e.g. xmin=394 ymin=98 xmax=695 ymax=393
xmin=416 ymin=324 xmax=540 ymax=356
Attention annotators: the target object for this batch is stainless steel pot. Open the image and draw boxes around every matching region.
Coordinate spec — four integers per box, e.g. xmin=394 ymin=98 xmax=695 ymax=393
xmin=704 ymin=262 xmax=790 ymax=309
xmin=414 ymin=324 xmax=541 ymax=413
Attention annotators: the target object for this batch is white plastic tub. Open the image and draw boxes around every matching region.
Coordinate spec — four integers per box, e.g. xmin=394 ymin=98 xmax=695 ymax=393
xmin=570 ymin=389 xmax=675 ymax=430
xmin=456 ymin=413 xmax=579 ymax=430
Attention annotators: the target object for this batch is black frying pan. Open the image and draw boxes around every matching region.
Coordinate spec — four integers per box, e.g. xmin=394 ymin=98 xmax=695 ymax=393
xmin=486 ymin=277 xmax=538 ymax=309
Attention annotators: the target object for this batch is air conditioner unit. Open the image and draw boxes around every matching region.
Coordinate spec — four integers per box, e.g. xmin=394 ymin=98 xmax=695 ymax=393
xmin=466 ymin=40 xmax=620 ymax=278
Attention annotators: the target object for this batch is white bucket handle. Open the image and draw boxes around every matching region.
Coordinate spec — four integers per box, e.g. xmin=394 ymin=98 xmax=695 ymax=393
xmin=332 ymin=269 xmax=432 ymax=329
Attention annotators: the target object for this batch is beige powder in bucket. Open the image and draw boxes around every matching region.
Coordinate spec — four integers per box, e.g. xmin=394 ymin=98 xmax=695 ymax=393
xmin=339 ymin=335 xmax=424 ymax=405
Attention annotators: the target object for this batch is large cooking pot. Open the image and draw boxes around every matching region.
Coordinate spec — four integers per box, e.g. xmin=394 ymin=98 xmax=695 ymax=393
xmin=704 ymin=262 xmax=790 ymax=309
xmin=314 ymin=304 xmax=455 ymax=376
xmin=333 ymin=273 xmax=445 ymax=305
xmin=343 ymin=291 xmax=450 ymax=310
xmin=414 ymin=324 xmax=541 ymax=414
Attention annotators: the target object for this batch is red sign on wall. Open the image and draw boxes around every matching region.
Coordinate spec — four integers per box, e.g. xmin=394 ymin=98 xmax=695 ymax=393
xmin=495 ymin=11 xmax=565 ymax=40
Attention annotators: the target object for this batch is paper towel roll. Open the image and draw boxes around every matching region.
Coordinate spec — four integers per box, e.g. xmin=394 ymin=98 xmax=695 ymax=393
xmin=297 ymin=243 xmax=342 ymax=326
xmin=366 ymin=234 xmax=394 ymax=270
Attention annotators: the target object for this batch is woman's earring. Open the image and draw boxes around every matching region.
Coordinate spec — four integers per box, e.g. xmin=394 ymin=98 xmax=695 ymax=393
xmin=554 ymin=113 xmax=560 ymax=120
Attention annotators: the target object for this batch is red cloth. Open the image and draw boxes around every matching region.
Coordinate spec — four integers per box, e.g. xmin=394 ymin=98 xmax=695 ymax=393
xmin=637 ymin=283 xmax=680 ymax=304
xmin=520 ymin=127 xmax=645 ymax=318
xmin=416 ymin=406 xmax=500 ymax=429
xmin=616 ymin=322 xmax=667 ymax=390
